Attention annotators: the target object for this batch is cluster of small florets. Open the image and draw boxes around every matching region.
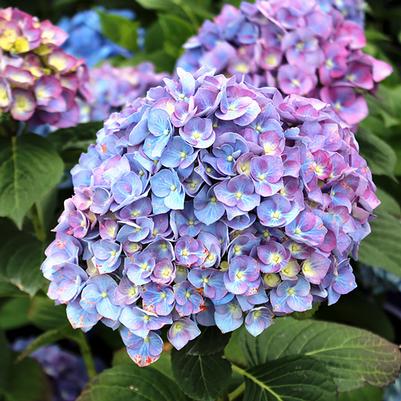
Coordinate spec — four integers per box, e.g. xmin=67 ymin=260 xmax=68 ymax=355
xmin=0 ymin=8 xmax=90 ymax=127
xmin=82 ymin=63 xmax=167 ymax=122
xmin=41 ymin=69 xmax=379 ymax=367
xmin=317 ymin=0 xmax=365 ymax=26
xmin=58 ymin=8 xmax=136 ymax=67
xmin=177 ymin=0 xmax=391 ymax=125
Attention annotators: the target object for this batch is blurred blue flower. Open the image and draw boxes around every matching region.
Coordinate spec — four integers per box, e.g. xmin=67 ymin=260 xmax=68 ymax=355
xmin=13 ymin=338 xmax=104 ymax=401
xmin=385 ymin=374 xmax=401 ymax=401
xmin=58 ymin=8 xmax=135 ymax=66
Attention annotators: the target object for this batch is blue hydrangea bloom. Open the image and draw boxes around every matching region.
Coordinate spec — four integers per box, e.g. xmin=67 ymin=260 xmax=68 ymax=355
xmin=58 ymin=8 xmax=135 ymax=66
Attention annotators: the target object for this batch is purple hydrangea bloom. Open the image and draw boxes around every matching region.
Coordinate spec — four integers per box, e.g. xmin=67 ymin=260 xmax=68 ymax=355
xmin=245 ymin=306 xmax=274 ymax=336
xmin=270 ymin=277 xmax=313 ymax=313
xmin=42 ymin=69 xmax=378 ymax=366
xmin=177 ymin=0 xmax=391 ymax=125
xmin=151 ymin=169 xmax=185 ymax=210
xmin=167 ymin=318 xmax=201 ymax=350
xmin=121 ymin=328 xmax=164 ymax=367
xmin=80 ymin=275 xmax=120 ymax=321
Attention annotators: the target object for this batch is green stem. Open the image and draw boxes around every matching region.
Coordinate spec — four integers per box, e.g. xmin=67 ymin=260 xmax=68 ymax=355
xmin=31 ymin=203 xmax=46 ymax=243
xmin=227 ymin=383 xmax=245 ymax=401
xmin=76 ymin=332 xmax=97 ymax=380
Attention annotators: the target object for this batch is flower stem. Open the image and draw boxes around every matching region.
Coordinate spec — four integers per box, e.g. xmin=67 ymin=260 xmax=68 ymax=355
xmin=227 ymin=382 xmax=246 ymax=401
xmin=76 ymin=332 xmax=97 ymax=380
xmin=31 ymin=202 xmax=46 ymax=244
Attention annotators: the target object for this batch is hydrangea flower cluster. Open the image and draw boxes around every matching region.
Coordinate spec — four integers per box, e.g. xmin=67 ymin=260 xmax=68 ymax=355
xmin=58 ymin=8 xmax=136 ymax=67
xmin=41 ymin=69 xmax=379 ymax=367
xmin=13 ymin=339 xmax=97 ymax=401
xmin=177 ymin=0 xmax=391 ymax=125
xmin=317 ymin=0 xmax=365 ymax=26
xmin=82 ymin=63 xmax=167 ymax=122
xmin=0 ymin=8 xmax=90 ymax=127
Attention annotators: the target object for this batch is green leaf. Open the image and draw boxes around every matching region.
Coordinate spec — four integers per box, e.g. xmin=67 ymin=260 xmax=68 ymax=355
xmin=128 ymin=50 xmax=176 ymax=73
xmin=0 ymin=331 xmax=12 ymax=389
xmin=359 ymin=208 xmax=401 ymax=277
xmin=135 ymin=0 xmax=212 ymax=21
xmin=48 ymin=122 xmax=101 ymax=169
xmin=5 ymin=356 xmax=51 ymax=401
xmin=237 ymin=356 xmax=336 ymax=401
xmin=241 ymin=318 xmax=401 ymax=392
xmin=0 ymin=297 xmax=30 ymax=330
xmin=28 ymin=295 xmax=68 ymax=330
xmin=358 ymin=128 xmax=397 ymax=177
xmin=0 ymin=333 xmax=50 ymax=401
xmin=185 ymin=326 xmax=231 ymax=355
xmin=159 ymin=14 xmax=195 ymax=56
xmin=0 ymin=282 xmax=22 ymax=297
xmin=376 ymin=188 xmax=401 ymax=218
xmin=225 ymin=328 xmax=248 ymax=368
xmin=135 ymin=0 xmax=175 ymax=11
xmin=34 ymin=188 xmax=58 ymax=239
xmin=77 ymin=364 xmax=187 ymax=401
xmin=339 ymin=386 xmax=383 ymax=401
xmin=144 ymin=22 xmax=165 ymax=53
xmin=0 ymin=220 xmax=45 ymax=296
xmin=171 ymin=347 xmax=232 ymax=401
xmin=316 ymin=292 xmax=395 ymax=342
xmin=98 ymin=10 xmax=139 ymax=53
xmin=0 ymin=135 xmax=63 ymax=227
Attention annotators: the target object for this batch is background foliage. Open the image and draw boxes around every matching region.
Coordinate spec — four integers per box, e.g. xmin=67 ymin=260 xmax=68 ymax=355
xmin=1 ymin=0 xmax=401 ymax=400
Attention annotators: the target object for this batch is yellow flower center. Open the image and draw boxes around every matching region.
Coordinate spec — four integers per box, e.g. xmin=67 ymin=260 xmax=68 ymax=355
xmin=271 ymin=210 xmax=281 ymax=220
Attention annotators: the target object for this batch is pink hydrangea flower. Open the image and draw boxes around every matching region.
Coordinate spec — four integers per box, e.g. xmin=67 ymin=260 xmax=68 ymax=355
xmin=177 ymin=0 xmax=392 ymax=125
xmin=0 ymin=7 xmax=90 ymax=128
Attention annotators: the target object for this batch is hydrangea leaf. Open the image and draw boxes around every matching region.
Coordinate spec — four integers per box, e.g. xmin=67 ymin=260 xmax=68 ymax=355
xmin=98 ymin=10 xmax=139 ymax=52
xmin=49 ymin=122 xmax=101 ymax=169
xmin=0 ymin=220 xmax=46 ymax=296
xmin=4 ymin=356 xmax=51 ymax=401
xmin=77 ymin=364 xmax=187 ymax=401
xmin=0 ymin=331 xmax=12 ymax=389
xmin=0 ymin=297 xmax=30 ymax=330
xmin=171 ymin=347 xmax=232 ymax=401
xmin=238 ymin=355 xmax=336 ymax=401
xmin=184 ymin=326 xmax=231 ymax=356
xmin=338 ymin=386 xmax=383 ymax=401
xmin=0 ymin=334 xmax=50 ymax=401
xmin=0 ymin=135 xmax=63 ymax=228
xmin=376 ymin=188 xmax=401 ymax=218
xmin=359 ymin=208 xmax=401 ymax=277
xmin=240 ymin=317 xmax=401 ymax=392
xmin=159 ymin=14 xmax=194 ymax=57
xmin=27 ymin=295 xmax=68 ymax=330
xmin=315 ymin=292 xmax=395 ymax=342
xmin=358 ymin=128 xmax=397 ymax=178
xmin=136 ymin=0 xmax=212 ymax=19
